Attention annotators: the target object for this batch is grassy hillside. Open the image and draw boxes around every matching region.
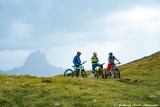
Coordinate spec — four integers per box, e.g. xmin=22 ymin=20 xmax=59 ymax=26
xmin=0 ymin=52 xmax=160 ymax=107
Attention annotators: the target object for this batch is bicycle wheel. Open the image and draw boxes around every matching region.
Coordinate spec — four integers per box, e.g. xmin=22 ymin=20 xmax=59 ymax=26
xmin=64 ymin=69 xmax=74 ymax=77
xmin=71 ymin=70 xmax=80 ymax=78
xmin=99 ymin=67 xmax=104 ymax=79
xmin=76 ymin=70 xmax=79 ymax=78
xmin=94 ymin=70 xmax=99 ymax=78
xmin=114 ymin=68 xmax=120 ymax=78
xmin=81 ymin=69 xmax=87 ymax=78
xmin=104 ymin=71 xmax=108 ymax=78
xmin=108 ymin=67 xmax=114 ymax=77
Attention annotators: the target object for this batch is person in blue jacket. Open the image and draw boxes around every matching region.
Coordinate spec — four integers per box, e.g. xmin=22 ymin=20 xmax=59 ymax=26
xmin=73 ymin=51 xmax=81 ymax=72
xmin=73 ymin=51 xmax=81 ymax=66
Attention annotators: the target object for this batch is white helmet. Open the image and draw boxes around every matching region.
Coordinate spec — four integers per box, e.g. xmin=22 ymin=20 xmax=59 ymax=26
xmin=93 ymin=52 xmax=97 ymax=55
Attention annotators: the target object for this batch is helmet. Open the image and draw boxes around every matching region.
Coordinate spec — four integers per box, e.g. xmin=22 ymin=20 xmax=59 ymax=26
xmin=93 ymin=52 xmax=97 ymax=55
xmin=108 ymin=52 xmax=113 ymax=55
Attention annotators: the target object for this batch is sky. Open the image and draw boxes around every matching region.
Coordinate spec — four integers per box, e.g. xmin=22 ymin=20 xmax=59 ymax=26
xmin=0 ymin=0 xmax=160 ymax=71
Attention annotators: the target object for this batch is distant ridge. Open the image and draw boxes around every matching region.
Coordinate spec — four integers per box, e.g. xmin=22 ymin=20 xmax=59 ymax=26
xmin=124 ymin=51 xmax=160 ymax=65
xmin=6 ymin=51 xmax=64 ymax=77
xmin=0 ymin=70 xmax=5 ymax=74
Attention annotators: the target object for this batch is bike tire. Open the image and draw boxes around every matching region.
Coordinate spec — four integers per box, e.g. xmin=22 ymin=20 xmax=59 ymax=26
xmin=76 ymin=70 xmax=79 ymax=78
xmin=100 ymin=68 xmax=104 ymax=79
xmin=114 ymin=68 xmax=120 ymax=78
xmin=104 ymin=72 xmax=108 ymax=78
xmin=81 ymin=69 xmax=87 ymax=78
xmin=94 ymin=70 xmax=99 ymax=78
xmin=64 ymin=69 xmax=74 ymax=78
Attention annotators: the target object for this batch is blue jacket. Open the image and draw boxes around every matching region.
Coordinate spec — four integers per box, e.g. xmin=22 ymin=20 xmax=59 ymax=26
xmin=73 ymin=55 xmax=81 ymax=66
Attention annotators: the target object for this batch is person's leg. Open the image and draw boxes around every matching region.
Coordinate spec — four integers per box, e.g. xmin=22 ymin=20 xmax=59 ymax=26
xmin=110 ymin=64 xmax=115 ymax=75
xmin=91 ymin=64 xmax=97 ymax=78
xmin=77 ymin=65 xmax=82 ymax=74
xmin=106 ymin=64 xmax=112 ymax=77
xmin=92 ymin=64 xmax=97 ymax=73
xmin=107 ymin=64 xmax=111 ymax=73
xmin=92 ymin=65 xmax=94 ymax=73
xmin=74 ymin=65 xmax=80 ymax=76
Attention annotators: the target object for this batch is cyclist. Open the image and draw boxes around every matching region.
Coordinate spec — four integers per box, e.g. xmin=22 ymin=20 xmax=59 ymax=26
xmin=106 ymin=52 xmax=121 ymax=76
xmin=73 ymin=51 xmax=81 ymax=73
xmin=91 ymin=52 xmax=100 ymax=77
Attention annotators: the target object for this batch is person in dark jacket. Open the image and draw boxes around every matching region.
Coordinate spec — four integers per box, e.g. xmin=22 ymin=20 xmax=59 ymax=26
xmin=73 ymin=51 xmax=81 ymax=74
xmin=73 ymin=51 xmax=81 ymax=66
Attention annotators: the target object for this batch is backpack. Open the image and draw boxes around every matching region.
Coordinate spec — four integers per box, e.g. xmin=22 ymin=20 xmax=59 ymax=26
xmin=109 ymin=56 xmax=115 ymax=64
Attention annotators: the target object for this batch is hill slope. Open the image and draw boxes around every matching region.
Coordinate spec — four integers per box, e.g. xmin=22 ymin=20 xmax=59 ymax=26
xmin=0 ymin=52 xmax=160 ymax=107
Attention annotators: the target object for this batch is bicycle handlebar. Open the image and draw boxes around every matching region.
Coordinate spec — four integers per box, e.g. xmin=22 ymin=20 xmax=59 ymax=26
xmin=114 ymin=63 xmax=120 ymax=65
xmin=101 ymin=63 xmax=105 ymax=65
xmin=81 ymin=61 xmax=87 ymax=65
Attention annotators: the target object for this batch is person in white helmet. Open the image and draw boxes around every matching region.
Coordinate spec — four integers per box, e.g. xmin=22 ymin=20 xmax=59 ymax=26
xmin=91 ymin=52 xmax=100 ymax=75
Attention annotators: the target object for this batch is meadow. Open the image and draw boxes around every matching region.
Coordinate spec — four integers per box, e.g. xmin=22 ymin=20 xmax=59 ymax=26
xmin=0 ymin=52 xmax=160 ymax=107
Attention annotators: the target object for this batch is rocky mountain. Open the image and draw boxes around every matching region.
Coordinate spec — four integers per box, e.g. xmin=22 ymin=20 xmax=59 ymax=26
xmin=7 ymin=51 xmax=64 ymax=77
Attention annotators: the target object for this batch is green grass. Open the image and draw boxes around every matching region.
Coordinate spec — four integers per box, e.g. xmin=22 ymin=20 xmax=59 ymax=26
xmin=0 ymin=52 xmax=160 ymax=107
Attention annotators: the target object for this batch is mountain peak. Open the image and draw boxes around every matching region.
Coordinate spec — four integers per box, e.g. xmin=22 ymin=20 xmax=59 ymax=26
xmin=24 ymin=50 xmax=49 ymax=67
xmin=7 ymin=50 xmax=64 ymax=77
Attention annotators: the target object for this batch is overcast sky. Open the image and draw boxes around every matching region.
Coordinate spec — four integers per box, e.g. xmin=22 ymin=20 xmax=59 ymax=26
xmin=0 ymin=0 xmax=160 ymax=71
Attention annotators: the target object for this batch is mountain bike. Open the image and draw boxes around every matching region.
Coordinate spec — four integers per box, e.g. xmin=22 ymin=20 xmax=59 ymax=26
xmin=93 ymin=63 xmax=105 ymax=79
xmin=64 ymin=61 xmax=87 ymax=78
xmin=106 ymin=63 xmax=120 ymax=78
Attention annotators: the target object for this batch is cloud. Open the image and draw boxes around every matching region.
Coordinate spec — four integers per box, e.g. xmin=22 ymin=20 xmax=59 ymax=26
xmin=96 ymin=5 xmax=160 ymax=43
xmin=110 ymin=6 xmax=159 ymax=30
xmin=9 ymin=23 xmax=34 ymax=41
xmin=0 ymin=1 xmax=160 ymax=70
xmin=0 ymin=50 xmax=32 ymax=70
xmin=91 ymin=5 xmax=160 ymax=63
xmin=45 ymin=42 xmax=122 ymax=70
xmin=0 ymin=0 xmax=139 ymax=50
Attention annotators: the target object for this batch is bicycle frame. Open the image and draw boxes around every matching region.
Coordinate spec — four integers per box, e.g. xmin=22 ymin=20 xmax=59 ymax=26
xmin=94 ymin=63 xmax=105 ymax=78
xmin=109 ymin=66 xmax=116 ymax=75
xmin=64 ymin=61 xmax=87 ymax=78
xmin=72 ymin=61 xmax=87 ymax=77
xmin=73 ymin=61 xmax=86 ymax=71
xmin=94 ymin=63 xmax=105 ymax=70
xmin=108 ymin=63 xmax=120 ymax=77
